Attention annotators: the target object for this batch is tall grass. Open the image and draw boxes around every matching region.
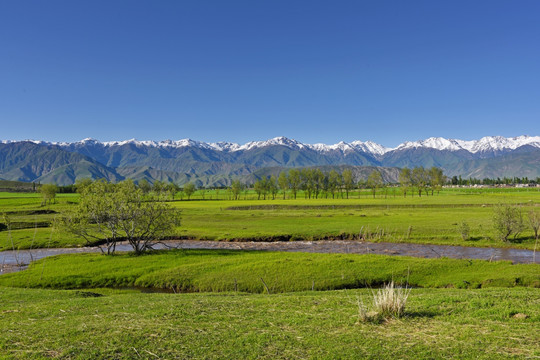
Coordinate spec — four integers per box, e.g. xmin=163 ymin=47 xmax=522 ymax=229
xmin=373 ymin=281 xmax=411 ymax=318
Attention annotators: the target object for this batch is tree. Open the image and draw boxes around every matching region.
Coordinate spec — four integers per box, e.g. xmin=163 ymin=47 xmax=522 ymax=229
xmin=328 ymin=170 xmax=340 ymax=199
xmin=254 ymin=178 xmax=268 ymax=200
xmin=183 ymin=183 xmax=196 ymax=200
xmin=278 ymin=172 xmax=289 ymax=199
xmin=300 ymin=169 xmax=313 ymax=199
xmin=288 ymin=169 xmax=301 ymax=199
xmin=399 ymin=168 xmax=412 ymax=197
xmin=199 ymin=187 xmax=207 ymax=200
xmin=313 ymin=169 xmax=325 ymax=199
xmin=412 ymin=167 xmax=428 ymax=197
xmin=342 ymin=169 xmax=354 ymax=199
xmin=75 ymin=178 xmax=93 ymax=193
xmin=269 ymin=175 xmax=279 ymax=200
xmin=61 ymin=180 xmax=181 ymax=254
xmin=429 ymin=167 xmax=445 ymax=195
xmin=152 ymin=180 xmax=165 ymax=195
xmin=166 ymin=183 xmax=180 ymax=200
xmin=40 ymin=184 xmax=58 ymax=206
xmin=230 ymin=180 xmax=244 ymax=200
xmin=493 ymin=204 xmax=524 ymax=242
xmin=528 ymin=210 xmax=540 ymax=262
xmin=528 ymin=210 xmax=540 ymax=241
xmin=138 ymin=179 xmax=152 ymax=194
xmin=367 ymin=171 xmax=383 ymax=198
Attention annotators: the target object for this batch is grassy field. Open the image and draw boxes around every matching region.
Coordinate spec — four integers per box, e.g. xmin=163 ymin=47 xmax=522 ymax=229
xmin=0 ymin=286 xmax=538 ymax=359
xmin=2 ymin=188 xmax=540 ymax=251
xmin=1 ymin=188 xmax=540 ymax=359
xmin=1 ymin=250 xmax=538 ymax=291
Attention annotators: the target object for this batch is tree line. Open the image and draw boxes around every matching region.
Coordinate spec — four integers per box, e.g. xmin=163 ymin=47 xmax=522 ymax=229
xmin=221 ymin=167 xmax=446 ymax=200
xmin=37 ymin=167 xmax=448 ymax=203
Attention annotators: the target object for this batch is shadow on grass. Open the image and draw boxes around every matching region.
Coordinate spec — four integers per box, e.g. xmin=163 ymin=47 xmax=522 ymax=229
xmin=405 ymin=310 xmax=438 ymax=319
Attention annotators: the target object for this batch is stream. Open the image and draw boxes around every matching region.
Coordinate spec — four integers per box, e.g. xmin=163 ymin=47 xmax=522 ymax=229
xmin=1 ymin=240 xmax=538 ymax=274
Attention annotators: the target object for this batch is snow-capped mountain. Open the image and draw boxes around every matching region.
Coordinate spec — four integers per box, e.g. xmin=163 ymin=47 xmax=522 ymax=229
xmin=1 ymin=135 xmax=539 ymax=185
xmin=391 ymin=135 xmax=540 ymax=154
xmin=7 ymin=135 xmax=538 ymax=157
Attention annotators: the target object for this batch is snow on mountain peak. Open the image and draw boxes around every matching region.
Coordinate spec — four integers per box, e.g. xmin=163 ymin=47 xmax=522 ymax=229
xmin=3 ymin=135 xmax=539 ymax=156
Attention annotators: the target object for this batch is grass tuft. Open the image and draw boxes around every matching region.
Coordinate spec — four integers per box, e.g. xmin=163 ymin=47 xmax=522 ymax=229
xmin=373 ymin=281 xmax=411 ymax=318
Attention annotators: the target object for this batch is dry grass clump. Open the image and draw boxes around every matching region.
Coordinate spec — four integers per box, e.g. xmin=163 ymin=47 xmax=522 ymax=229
xmin=357 ymin=281 xmax=411 ymax=323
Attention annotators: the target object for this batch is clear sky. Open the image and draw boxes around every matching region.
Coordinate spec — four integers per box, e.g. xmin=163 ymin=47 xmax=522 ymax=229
xmin=1 ymin=1 xmax=539 ymax=147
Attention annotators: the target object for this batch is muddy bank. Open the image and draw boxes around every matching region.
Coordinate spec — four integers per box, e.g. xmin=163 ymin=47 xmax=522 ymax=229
xmin=1 ymin=240 xmax=538 ymax=274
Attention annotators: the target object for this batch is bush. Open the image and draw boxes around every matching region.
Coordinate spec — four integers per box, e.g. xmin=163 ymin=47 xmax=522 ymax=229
xmin=458 ymin=221 xmax=470 ymax=241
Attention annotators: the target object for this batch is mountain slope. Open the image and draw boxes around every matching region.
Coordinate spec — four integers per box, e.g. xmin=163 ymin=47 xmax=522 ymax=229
xmin=1 ymin=135 xmax=539 ymax=185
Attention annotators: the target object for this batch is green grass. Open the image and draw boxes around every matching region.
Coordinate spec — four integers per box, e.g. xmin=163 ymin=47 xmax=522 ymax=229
xmin=0 ymin=286 xmax=538 ymax=359
xmin=2 ymin=188 xmax=540 ymax=251
xmin=1 ymin=250 xmax=538 ymax=291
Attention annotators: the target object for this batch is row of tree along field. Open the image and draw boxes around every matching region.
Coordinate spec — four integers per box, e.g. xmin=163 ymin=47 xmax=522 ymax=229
xmin=38 ymin=167 xmax=445 ymax=202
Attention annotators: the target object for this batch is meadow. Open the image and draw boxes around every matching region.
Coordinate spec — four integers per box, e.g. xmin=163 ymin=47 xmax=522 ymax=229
xmin=2 ymin=187 xmax=540 ymax=251
xmin=1 ymin=188 xmax=540 ymax=359
xmin=0 ymin=286 xmax=538 ymax=359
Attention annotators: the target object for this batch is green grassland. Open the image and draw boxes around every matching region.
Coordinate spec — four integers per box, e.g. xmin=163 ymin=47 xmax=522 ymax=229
xmin=1 ymin=188 xmax=540 ymax=359
xmin=1 ymin=250 xmax=538 ymax=291
xmin=0 ymin=286 xmax=538 ymax=359
xmin=2 ymin=188 xmax=540 ymax=251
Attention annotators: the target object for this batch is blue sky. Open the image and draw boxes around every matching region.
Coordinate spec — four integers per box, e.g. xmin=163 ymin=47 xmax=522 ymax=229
xmin=1 ymin=1 xmax=539 ymax=147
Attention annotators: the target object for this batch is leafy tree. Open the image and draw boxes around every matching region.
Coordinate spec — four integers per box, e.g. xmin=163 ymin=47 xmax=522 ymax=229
xmin=399 ymin=168 xmax=412 ymax=197
xmin=166 ymin=183 xmax=180 ymax=200
xmin=138 ymin=179 xmax=152 ymax=194
xmin=412 ymin=167 xmax=428 ymax=197
xmin=230 ymin=180 xmax=244 ymax=200
xmin=199 ymin=187 xmax=207 ymax=200
xmin=152 ymin=180 xmax=165 ymax=194
xmin=278 ymin=172 xmax=289 ymax=199
xmin=429 ymin=167 xmax=445 ymax=195
xmin=269 ymin=175 xmax=279 ymax=200
xmin=300 ymin=169 xmax=313 ymax=199
xmin=254 ymin=179 xmax=268 ymax=200
xmin=183 ymin=183 xmax=196 ymax=200
xmin=75 ymin=178 xmax=93 ymax=193
xmin=493 ymin=204 xmax=524 ymax=242
xmin=342 ymin=169 xmax=354 ymax=199
xmin=40 ymin=184 xmax=58 ymax=206
xmin=528 ymin=210 xmax=540 ymax=261
xmin=61 ymin=180 xmax=181 ymax=254
xmin=528 ymin=210 xmax=540 ymax=241
xmin=288 ymin=169 xmax=301 ymax=199
xmin=367 ymin=171 xmax=383 ymax=198
xmin=309 ymin=169 xmax=323 ymax=199
xmin=328 ymin=170 xmax=340 ymax=199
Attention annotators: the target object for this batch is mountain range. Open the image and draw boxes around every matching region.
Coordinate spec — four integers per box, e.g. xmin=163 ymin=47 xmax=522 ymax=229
xmin=0 ymin=135 xmax=539 ymax=186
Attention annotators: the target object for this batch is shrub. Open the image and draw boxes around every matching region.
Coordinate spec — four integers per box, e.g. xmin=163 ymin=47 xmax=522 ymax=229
xmin=458 ymin=221 xmax=470 ymax=241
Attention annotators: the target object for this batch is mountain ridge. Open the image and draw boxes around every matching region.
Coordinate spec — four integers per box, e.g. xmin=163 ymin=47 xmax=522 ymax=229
xmin=3 ymin=135 xmax=539 ymax=156
xmin=1 ymin=135 xmax=539 ymax=185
